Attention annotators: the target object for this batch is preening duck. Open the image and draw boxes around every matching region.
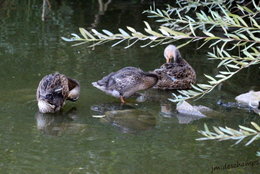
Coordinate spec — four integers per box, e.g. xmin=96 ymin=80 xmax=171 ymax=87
xmin=36 ymin=73 xmax=80 ymax=113
xmin=92 ymin=67 xmax=158 ymax=103
xmin=153 ymin=45 xmax=196 ymax=89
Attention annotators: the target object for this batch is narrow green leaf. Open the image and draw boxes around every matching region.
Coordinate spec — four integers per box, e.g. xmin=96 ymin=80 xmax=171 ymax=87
xmin=191 ymin=84 xmax=204 ymax=92
xmin=118 ymin=28 xmax=130 ymax=37
xmin=239 ymin=125 xmax=257 ymax=133
xmin=159 ymin=28 xmax=170 ymax=36
xmin=204 ymin=74 xmax=217 ymax=82
xmin=197 ymin=84 xmax=212 ymax=89
xmin=225 ymin=33 xmax=240 ymax=40
xmin=79 ymin=28 xmax=95 ymax=39
xmin=144 ymin=21 xmax=152 ymax=31
xmin=72 ymin=41 xmax=88 ymax=47
xmin=204 ymin=124 xmax=210 ymax=133
xmin=132 ymin=32 xmax=146 ymax=38
xmin=196 ymin=137 xmax=212 ymax=141
xmin=61 ymin=37 xmax=75 ymax=42
xmin=235 ymin=137 xmax=245 ymax=145
xmin=127 ymin=26 xmax=137 ymax=33
xmin=160 ymin=26 xmax=190 ymax=37
xmin=219 ymin=127 xmax=235 ymax=135
xmin=237 ymin=16 xmax=248 ymax=27
xmin=237 ymin=33 xmax=249 ymax=40
xmin=102 ymin=29 xmax=114 ymax=36
xmin=245 ymin=134 xmax=259 ymax=146
xmin=203 ymin=31 xmax=215 ymax=37
xmin=91 ymin=29 xmax=107 ymax=38
xmin=226 ymin=64 xmax=240 ymax=69
xmin=213 ymin=127 xmax=225 ymax=135
xmin=112 ymin=39 xmax=126 ymax=47
xmin=186 ymin=90 xmax=201 ymax=96
xmin=215 ymin=74 xmax=226 ymax=79
xmin=243 ymin=50 xmax=254 ymax=59
xmin=144 ymin=29 xmax=163 ymax=37
xmin=189 ymin=22 xmax=196 ymax=37
xmin=251 ymin=122 xmax=260 ymax=131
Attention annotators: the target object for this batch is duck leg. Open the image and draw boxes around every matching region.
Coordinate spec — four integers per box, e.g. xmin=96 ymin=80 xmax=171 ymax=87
xmin=120 ymin=96 xmax=126 ymax=103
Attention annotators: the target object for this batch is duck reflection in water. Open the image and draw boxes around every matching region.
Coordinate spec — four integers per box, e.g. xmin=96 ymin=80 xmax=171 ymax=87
xmin=35 ymin=107 xmax=85 ymax=136
xmin=91 ymin=103 xmax=156 ymax=133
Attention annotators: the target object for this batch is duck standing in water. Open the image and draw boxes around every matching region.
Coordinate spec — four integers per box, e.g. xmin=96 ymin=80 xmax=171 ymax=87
xmin=92 ymin=67 xmax=158 ymax=103
xmin=36 ymin=73 xmax=80 ymax=113
xmin=153 ymin=45 xmax=196 ymax=89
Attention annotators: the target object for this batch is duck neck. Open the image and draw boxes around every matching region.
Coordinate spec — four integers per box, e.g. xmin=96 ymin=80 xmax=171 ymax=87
xmin=174 ymin=49 xmax=184 ymax=64
xmin=143 ymin=72 xmax=158 ymax=84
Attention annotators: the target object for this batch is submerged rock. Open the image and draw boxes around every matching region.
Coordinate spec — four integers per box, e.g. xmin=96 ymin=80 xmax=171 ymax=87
xmin=175 ymin=101 xmax=214 ymax=124
xmin=217 ymin=91 xmax=260 ymax=115
xmin=176 ymin=101 xmax=208 ymax=117
xmin=235 ymin=91 xmax=260 ymax=108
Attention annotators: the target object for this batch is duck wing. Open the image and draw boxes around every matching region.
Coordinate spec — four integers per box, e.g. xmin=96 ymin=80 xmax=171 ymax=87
xmin=96 ymin=72 xmax=116 ymax=87
xmin=154 ymin=62 xmax=196 ymax=89
xmin=107 ymin=70 xmax=141 ymax=90
xmin=92 ymin=67 xmax=149 ymax=98
xmin=37 ymin=73 xmax=69 ymax=100
xmin=167 ymin=64 xmax=195 ymax=79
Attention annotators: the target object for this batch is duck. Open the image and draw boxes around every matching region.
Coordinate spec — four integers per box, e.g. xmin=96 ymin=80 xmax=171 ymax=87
xmin=36 ymin=73 xmax=80 ymax=113
xmin=92 ymin=67 xmax=158 ymax=103
xmin=153 ymin=45 xmax=196 ymax=89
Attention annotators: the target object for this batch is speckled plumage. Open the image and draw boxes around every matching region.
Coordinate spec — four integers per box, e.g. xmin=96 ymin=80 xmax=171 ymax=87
xmin=153 ymin=45 xmax=196 ymax=90
xmin=36 ymin=73 xmax=80 ymax=113
xmin=92 ymin=67 xmax=158 ymax=102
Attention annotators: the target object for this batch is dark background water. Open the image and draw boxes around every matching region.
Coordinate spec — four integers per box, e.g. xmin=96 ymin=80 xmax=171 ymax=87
xmin=0 ymin=0 xmax=259 ymax=174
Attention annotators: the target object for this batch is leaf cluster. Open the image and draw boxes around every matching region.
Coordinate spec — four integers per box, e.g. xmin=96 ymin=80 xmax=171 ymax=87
xmin=197 ymin=122 xmax=260 ymax=146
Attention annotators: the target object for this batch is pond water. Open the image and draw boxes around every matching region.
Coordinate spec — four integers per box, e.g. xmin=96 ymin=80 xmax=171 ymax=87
xmin=0 ymin=1 xmax=259 ymax=174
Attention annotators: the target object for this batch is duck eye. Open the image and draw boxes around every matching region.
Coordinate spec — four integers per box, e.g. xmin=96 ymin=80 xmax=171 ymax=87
xmin=46 ymin=94 xmax=53 ymax=100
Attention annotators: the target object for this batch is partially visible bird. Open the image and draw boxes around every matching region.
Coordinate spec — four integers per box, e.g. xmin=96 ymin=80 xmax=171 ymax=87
xmin=153 ymin=45 xmax=196 ymax=89
xmin=36 ymin=73 xmax=80 ymax=113
xmin=92 ymin=67 xmax=158 ymax=103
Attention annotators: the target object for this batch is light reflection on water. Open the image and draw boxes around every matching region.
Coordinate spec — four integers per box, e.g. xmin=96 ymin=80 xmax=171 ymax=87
xmin=0 ymin=1 xmax=259 ymax=174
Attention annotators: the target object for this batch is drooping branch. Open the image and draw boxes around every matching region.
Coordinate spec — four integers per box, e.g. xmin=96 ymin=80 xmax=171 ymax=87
xmin=197 ymin=122 xmax=260 ymax=146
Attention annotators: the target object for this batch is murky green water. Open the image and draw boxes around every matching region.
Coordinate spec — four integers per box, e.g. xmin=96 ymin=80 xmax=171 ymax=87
xmin=0 ymin=1 xmax=259 ymax=174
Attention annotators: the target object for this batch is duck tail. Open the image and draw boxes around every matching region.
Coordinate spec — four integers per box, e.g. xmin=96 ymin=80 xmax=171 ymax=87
xmin=92 ymin=82 xmax=99 ymax=88
xmin=145 ymin=72 xmax=158 ymax=81
xmin=143 ymin=72 xmax=159 ymax=86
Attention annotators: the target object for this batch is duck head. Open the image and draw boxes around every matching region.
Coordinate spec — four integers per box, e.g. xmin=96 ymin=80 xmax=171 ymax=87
xmin=164 ymin=45 xmax=182 ymax=63
xmin=67 ymin=78 xmax=80 ymax=101
xmin=37 ymin=88 xmax=65 ymax=113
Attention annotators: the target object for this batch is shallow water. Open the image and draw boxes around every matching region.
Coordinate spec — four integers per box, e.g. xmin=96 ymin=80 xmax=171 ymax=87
xmin=0 ymin=1 xmax=259 ymax=174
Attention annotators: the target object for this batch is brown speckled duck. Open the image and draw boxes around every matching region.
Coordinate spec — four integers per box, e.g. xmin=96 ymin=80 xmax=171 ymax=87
xmin=36 ymin=73 xmax=80 ymax=113
xmin=92 ymin=67 xmax=158 ymax=103
xmin=153 ymin=45 xmax=196 ymax=89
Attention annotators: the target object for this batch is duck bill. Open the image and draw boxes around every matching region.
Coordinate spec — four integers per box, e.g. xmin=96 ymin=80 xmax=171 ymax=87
xmin=166 ymin=57 xmax=170 ymax=63
xmin=37 ymin=100 xmax=55 ymax=113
